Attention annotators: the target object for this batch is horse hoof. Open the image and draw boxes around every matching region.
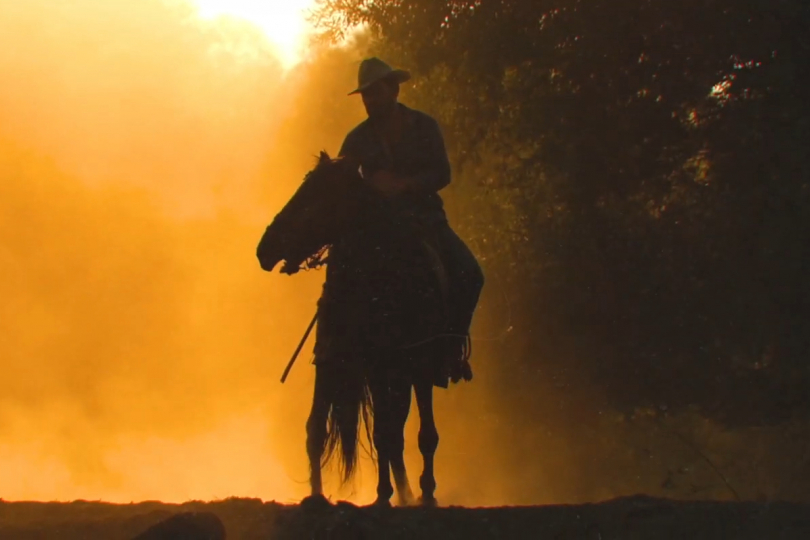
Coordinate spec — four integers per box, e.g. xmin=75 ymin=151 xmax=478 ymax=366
xmin=396 ymin=490 xmax=416 ymax=507
xmin=302 ymin=494 xmax=332 ymax=512
xmin=369 ymin=497 xmax=392 ymax=510
xmin=419 ymin=496 xmax=438 ymax=508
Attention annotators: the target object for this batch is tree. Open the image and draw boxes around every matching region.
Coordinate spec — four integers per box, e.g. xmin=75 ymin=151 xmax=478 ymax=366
xmin=310 ymin=0 xmax=810 ymax=426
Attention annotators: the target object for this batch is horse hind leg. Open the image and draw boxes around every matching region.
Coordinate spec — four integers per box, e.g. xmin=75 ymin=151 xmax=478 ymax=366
xmin=414 ymin=379 xmax=439 ymax=506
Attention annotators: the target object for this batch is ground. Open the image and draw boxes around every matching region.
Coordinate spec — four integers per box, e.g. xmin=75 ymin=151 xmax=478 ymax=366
xmin=0 ymin=496 xmax=809 ymax=539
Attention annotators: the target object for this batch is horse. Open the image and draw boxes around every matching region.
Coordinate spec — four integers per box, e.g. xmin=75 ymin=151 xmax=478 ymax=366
xmin=256 ymin=151 xmax=476 ymax=508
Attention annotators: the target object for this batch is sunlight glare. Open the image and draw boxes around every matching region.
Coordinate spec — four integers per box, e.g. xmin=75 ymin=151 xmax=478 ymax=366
xmin=192 ymin=0 xmax=316 ymax=68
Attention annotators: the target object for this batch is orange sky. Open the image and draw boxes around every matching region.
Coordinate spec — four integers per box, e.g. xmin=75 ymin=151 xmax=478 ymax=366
xmin=0 ymin=0 xmax=518 ymax=506
xmin=0 ymin=0 xmax=774 ymax=509
xmin=0 ymin=0 xmax=341 ymax=504
xmin=190 ymin=0 xmax=318 ymax=69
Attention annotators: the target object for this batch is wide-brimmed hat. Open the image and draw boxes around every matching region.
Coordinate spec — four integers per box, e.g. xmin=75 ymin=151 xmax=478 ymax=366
xmin=348 ymin=57 xmax=411 ymax=96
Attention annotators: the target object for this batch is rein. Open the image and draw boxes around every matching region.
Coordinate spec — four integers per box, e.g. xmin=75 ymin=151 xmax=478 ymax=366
xmin=280 ymin=310 xmax=318 ymax=384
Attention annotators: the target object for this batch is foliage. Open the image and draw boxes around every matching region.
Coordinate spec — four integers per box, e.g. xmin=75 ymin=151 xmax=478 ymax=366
xmin=309 ymin=0 xmax=810 ymax=430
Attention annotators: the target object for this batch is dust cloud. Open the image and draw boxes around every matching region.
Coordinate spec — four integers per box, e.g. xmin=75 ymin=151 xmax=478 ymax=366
xmin=0 ymin=0 xmax=349 ymax=503
xmin=0 ymin=0 xmax=618 ymax=511
xmin=0 ymin=0 xmax=522 ymax=507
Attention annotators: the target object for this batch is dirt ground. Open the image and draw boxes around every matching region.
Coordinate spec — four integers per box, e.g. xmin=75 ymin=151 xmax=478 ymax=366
xmin=0 ymin=496 xmax=808 ymax=539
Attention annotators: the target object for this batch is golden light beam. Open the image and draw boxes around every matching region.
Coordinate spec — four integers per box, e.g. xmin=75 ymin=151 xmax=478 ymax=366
xmin=190 ymin=0 xmax=316 ymax=68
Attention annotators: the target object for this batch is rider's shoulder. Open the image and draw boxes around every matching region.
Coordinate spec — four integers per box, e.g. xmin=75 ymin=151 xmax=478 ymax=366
xmin=401 ymin=104 xmax=441 ymax=130
xmin=343 ymin=118 xmax=372 ymax=143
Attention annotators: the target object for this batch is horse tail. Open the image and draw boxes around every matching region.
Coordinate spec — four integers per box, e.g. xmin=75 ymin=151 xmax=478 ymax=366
xmin=322 ymin=361 xmax=373 ymax=486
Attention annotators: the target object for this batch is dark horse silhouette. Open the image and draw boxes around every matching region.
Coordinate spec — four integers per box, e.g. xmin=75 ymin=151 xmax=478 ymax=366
xmin=256 ymin=152 xmax=477 ymax=508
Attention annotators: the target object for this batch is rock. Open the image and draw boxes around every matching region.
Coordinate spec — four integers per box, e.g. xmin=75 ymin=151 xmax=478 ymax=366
xmin=131 ymin=511 xmax=226 ymax=540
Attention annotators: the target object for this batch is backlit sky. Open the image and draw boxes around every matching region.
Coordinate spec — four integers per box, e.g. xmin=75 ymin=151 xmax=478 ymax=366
xmin=191 ymin=0 xmax=317 ymax=68
xmin=0 ymin=0 xmax=509 ymax=506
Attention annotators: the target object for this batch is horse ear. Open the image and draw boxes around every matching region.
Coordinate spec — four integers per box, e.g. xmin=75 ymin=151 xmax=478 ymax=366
xmin=318 ymin=151 xmax=331 ymax=164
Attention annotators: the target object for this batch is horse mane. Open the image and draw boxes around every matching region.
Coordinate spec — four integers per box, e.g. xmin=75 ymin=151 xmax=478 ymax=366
xmin=313 ymin=150 xmax=339 ymax=165
xmin=312 ymin=150 xmax=354 ymax=170
xmin=276 ymin=151 xmax=352 ymax=274
xmin=314 ymin=150 xmax=330 ymax=164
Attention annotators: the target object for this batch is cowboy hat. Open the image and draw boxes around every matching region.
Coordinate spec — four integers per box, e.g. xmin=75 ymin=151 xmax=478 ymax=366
xmin=348 ymin=57 xmax=411 ymax=96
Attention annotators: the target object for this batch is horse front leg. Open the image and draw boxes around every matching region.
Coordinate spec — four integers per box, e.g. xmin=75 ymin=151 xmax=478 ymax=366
xmin=303 ymin=364 xmax=331 ymax=509
xmin=368 ymin=372 xmax=395 ymax=507
xmin=414 ymin=379 xmax=439 ymax=506
xmin=389 ymin=373 xmax=415 ymax=506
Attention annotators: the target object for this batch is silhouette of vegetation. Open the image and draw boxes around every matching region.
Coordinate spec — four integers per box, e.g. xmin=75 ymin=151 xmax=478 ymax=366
xmin=307 ymin=0 xmax=810 ymax=500
xmin=312 ymin=0 xmax=810 ymax=425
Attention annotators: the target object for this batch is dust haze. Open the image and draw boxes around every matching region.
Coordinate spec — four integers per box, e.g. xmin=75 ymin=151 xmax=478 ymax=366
xmin=0 ymin=0 xmax=525 ymax=506
xmin=7 ymin=0 xmax=756 ymax=508
xmin=2 ymin=0 xmax=333 ymax=503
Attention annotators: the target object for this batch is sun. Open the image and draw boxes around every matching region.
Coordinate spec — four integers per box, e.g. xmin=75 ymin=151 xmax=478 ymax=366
xmin=191 ymin=0 xmax=317 ymax=68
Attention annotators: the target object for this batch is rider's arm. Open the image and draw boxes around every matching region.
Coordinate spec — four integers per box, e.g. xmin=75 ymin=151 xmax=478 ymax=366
xmin=401 ymin=116 xmax=451 ymax=194
xmin=337 ymin=130 xmax=367 ymax=177
xmin=337 ymin=131 xmax=356 ymax=161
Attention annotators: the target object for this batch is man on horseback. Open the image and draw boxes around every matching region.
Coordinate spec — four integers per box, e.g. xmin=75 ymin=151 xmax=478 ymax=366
xmin=337 ymin=57 xmax=484 ymax=385
xmin=257 ymin=59 xmax=484 ymax=506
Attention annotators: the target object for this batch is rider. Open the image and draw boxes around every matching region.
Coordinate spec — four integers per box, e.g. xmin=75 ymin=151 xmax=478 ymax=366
xmin=337 ymin=57 xmax=484 ymax=383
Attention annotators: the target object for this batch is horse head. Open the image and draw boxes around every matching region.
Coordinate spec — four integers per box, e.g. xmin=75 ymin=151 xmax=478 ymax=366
xmin=256 ymin=151 xmax=362 ymax=274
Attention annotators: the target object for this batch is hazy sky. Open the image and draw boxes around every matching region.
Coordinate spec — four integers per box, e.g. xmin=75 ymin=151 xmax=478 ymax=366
xmin=190 ymin=0 xmax=318 ymax=68
xmin=0 ymin=0 xmax=355 ymax=503
xmin=0 ymin=0 xmax=548 ymax=507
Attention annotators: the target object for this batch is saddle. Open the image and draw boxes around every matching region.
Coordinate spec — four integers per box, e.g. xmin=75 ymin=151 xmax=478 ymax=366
xmin=414 ymin=229 xmax=474 ymax=389
xmin=313 ymin=220 xmax=475 ymax=388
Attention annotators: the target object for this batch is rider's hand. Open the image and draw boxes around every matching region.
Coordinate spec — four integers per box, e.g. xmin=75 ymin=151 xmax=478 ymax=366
xmin=369 ymin=170 xmax=408 ymax=196
xmin=338 ymin=154 xmax=361 ymax=174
